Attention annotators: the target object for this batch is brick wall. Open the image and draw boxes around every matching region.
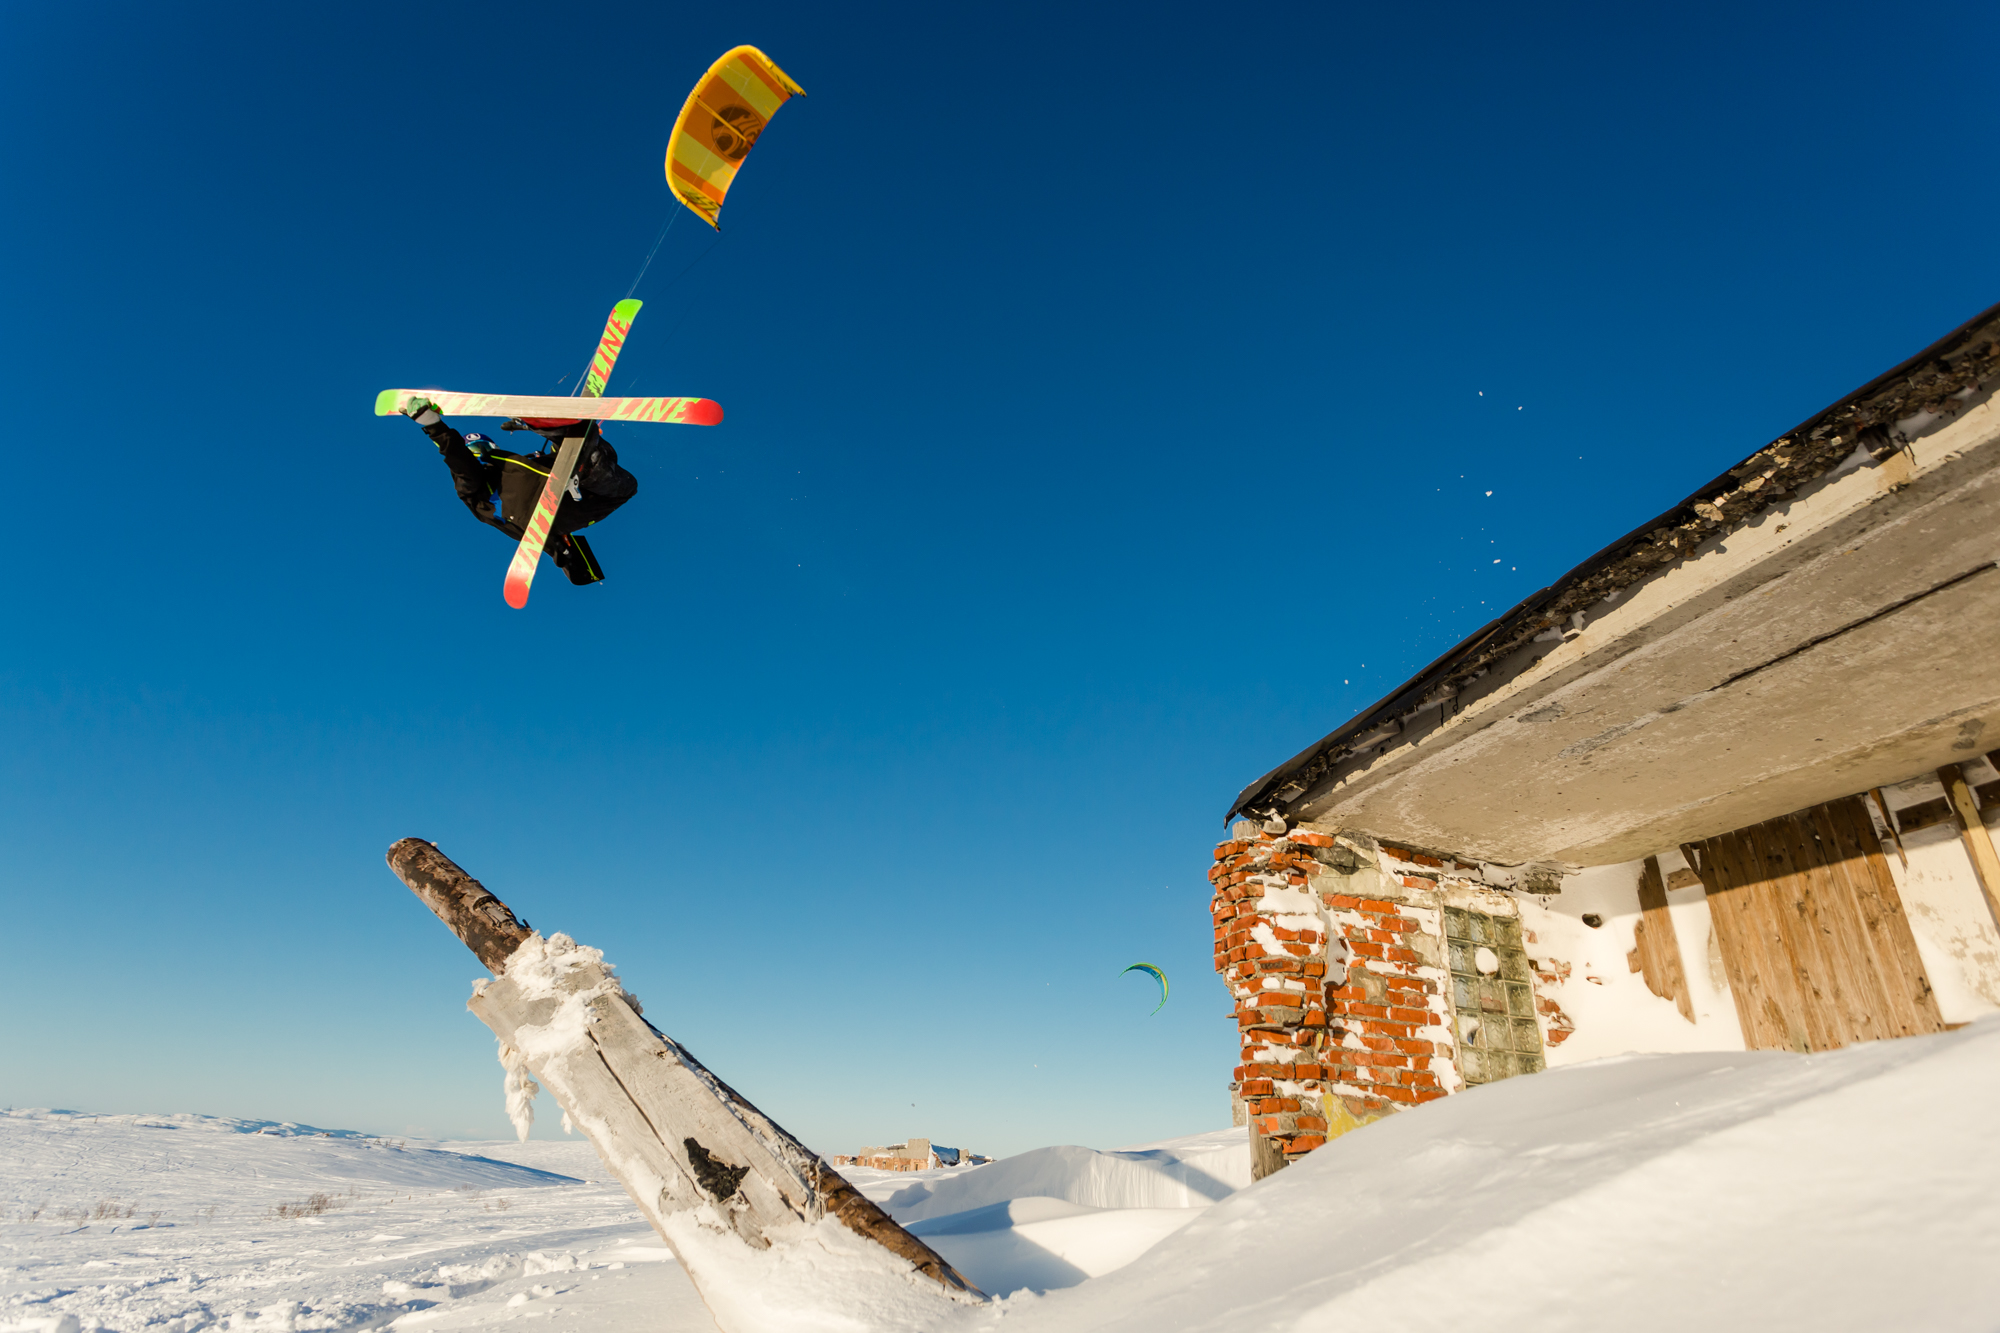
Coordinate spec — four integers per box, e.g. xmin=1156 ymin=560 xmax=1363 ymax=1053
xmin=1209 ymin=823 xmax=1335 ymax=1174
xmin=1212 ymin=821 xmax=1547 ymax=1176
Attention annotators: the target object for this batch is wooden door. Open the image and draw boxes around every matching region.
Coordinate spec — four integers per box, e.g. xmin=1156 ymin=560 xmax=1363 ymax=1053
xmin=1683 ymin=795 xmax=1945 ymax=1052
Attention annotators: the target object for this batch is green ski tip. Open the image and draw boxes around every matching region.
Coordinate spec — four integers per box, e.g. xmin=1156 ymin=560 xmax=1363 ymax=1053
xmin=374 ymin=389 xmax=404 ymax=416
xmin=613 ymin=299 xmax=642 ymax=320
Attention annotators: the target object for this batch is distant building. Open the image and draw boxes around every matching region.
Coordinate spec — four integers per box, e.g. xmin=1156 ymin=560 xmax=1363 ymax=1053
xmin=1213 ymin=302 xmax=2000 ymax=1180
xmin=829 ymin=1138 xmax=989 ymax=1171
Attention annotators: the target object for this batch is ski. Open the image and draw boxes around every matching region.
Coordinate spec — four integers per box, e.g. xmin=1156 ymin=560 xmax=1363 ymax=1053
xmin=495 ymin=299 xmax=649 ymax=608
xmin=581 ymin=299 xmax=641 ymax=397
xmin=503 ymin=430 xmax=588 ymax=609
xmin=375 ymin=388 xmax=722 ymax=426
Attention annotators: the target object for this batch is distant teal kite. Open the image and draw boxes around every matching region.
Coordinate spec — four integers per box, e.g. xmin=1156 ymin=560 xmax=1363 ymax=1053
xmin=1122 ymin=962 xmax=1169 ymax=1014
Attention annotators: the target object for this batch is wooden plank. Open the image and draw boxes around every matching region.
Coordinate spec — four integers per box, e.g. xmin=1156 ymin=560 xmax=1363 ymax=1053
xmin=1691 ymin=832 xmax=1802 ymax=1051
xmin=1938 ymin=764 xmax=2000 ymax=928
xmin=1891 ymin=796 xmax=1956 ymax=834
xmin=1774 ymin=807 xmax=1875 ymax=1047
xmin=1804 ymin=800 xmax=1900 ymax=1041
xmin=1816 ymin=796 xmax=1946 ymax=1038
xmin=1627 ymin=857 xmax=1694 ymax=1022
xmin=1747 ymin=815 xmax=1836 ymax=1051
xmin=1685 ymin=797 xmax=1948 ymax=1054
xmin=1868 ymin=789 xmax=1908 ymax=868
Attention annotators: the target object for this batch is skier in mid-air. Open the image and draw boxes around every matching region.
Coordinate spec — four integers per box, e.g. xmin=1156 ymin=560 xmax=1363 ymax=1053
xmin=402 ymin=399 xmax=637 ymax=585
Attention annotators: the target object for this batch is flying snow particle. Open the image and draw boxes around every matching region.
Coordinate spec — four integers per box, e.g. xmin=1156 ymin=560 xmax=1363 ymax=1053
xmin=1485 ymin=490 xmax=1492 ymax=496
xmin=1493 ymin=559 xmax=1501 ymax=564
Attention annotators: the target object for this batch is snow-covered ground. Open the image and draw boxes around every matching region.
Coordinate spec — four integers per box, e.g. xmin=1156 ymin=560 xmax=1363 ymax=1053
xmin=0 ymin=1113 xmax=1240 ymax=1332
xmin=0 ymin=1115 xmax=708 ymax=1333
xmin=7 ymin=1017 xmax=1997 ymax=1332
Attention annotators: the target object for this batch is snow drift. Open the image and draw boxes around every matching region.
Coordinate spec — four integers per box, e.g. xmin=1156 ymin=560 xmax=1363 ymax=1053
xmin=866 ymin=1127 xmax=1249 ymax=1223
xmin=838 ymin=1129 xmax=1250 ymax=1297
xmin=979 ymin=1017 xmax=2000 ymax=1333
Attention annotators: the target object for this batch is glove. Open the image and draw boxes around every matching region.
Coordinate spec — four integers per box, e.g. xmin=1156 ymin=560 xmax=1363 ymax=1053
xmin=404 ymin=398 xmax=443 ymax=427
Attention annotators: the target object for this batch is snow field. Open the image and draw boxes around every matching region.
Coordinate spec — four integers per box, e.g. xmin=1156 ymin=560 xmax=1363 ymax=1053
xmin=0 ymin=1117 xmax=713 ymax=1333
xmin=8 ymin=1021 xmax=1997 ymax=1333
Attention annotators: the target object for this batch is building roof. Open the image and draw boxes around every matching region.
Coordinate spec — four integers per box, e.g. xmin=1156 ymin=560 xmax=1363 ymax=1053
xmin=1227 ymin=301 xmax=2000 ymax=866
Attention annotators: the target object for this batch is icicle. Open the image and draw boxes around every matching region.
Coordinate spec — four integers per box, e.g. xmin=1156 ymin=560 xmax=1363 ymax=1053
xmin=497 ymin=1040 xmax=540 ymax=1143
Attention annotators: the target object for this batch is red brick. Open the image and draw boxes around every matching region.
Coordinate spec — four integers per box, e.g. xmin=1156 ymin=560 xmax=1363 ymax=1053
xmin=1239 ymin=1078 xmax=1274 ymax=1095
xmin=1283 ymin=1134 xmax=1328 ymax=1154
xmin=1388 ymin=1006 xmax=1430 ymax=1024
xmin=1322 ymin=893 xmax=1361 ymax=910
xmin=1346 ymin=1002 xmax=1388 ymax=1019
xmin=1393 ymin=1038 xmax=1435 ymax=1055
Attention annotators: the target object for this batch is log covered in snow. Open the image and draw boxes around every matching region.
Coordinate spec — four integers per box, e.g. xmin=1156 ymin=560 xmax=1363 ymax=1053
xmin=384 ymin=837 xmax=983 ymax=1331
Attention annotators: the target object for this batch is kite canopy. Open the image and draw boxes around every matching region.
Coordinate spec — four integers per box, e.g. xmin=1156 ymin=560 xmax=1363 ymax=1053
xmin=1121 ymin=962 xmax=1169 ymax=1015
xmin=665 ymin=45 xmax=805 ymax=230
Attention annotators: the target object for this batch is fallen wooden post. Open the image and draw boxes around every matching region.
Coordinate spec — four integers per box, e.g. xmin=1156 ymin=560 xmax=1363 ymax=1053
xmin=385 ymin=838 xmax=982 ymax=1332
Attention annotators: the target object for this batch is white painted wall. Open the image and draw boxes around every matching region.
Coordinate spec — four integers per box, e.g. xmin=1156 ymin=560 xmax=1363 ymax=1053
xmin=1521 ymin=857 xmax=1745 ymax=1065
xmin=1870 ymin=769 xmax=2000 ymax=1023
xmin=1521 ymin=776 xmax=2000 ymax=1061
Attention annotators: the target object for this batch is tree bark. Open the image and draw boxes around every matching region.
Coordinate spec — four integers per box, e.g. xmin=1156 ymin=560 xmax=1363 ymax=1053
xmin=386 ymin=838 xmax=532 ymax=973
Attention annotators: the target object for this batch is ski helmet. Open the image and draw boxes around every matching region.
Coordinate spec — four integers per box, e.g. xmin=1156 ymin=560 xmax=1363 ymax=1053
xmin=462 ymin=432 xmax=494 ymax=459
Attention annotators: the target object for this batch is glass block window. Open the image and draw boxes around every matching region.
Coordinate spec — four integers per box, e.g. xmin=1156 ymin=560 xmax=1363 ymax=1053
xmin=1443 ymin=907 xmax=1545 ymax=1085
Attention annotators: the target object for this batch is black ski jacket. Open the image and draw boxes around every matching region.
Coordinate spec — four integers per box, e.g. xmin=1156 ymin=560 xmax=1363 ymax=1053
xmin=422 ymin=420 xmax=637 ymax=540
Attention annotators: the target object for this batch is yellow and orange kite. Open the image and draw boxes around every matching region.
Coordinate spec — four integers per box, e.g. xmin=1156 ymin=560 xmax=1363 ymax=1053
xmin=666 ymin=45 xmax=806 ymax=229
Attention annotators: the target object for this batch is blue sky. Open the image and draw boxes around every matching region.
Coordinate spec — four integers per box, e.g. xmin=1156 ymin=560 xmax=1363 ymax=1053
xmin=3 ymin=0 xmax=1995 ymax=1156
